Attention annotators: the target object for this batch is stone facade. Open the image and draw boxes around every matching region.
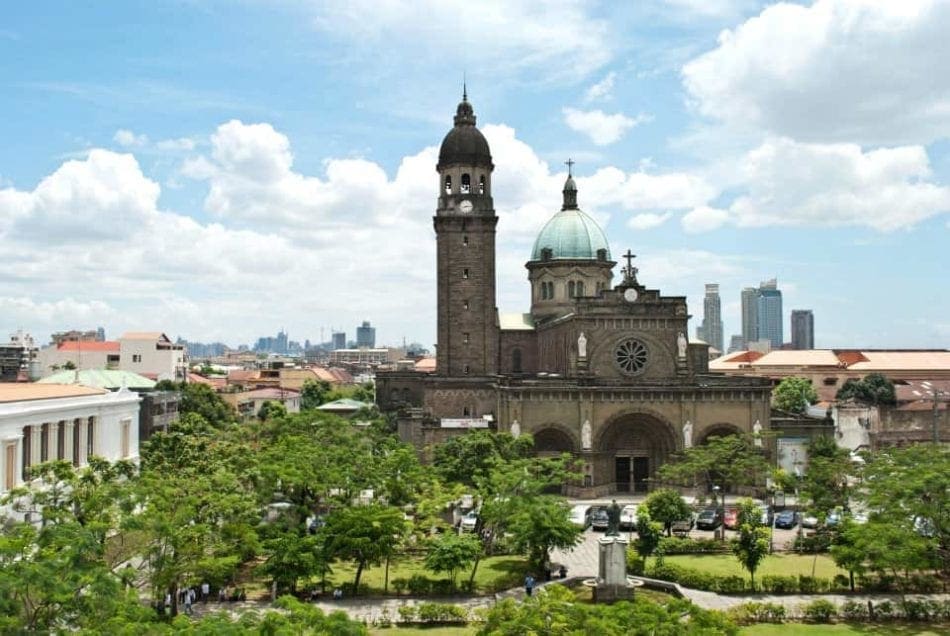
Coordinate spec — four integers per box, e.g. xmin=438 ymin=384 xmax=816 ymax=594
xmin=377 ymin=94 xmax=772 ymax=496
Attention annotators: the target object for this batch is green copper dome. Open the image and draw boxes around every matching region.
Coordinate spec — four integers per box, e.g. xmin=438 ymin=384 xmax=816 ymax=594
xmin=531 ymin=176 xmax=610 ymax=261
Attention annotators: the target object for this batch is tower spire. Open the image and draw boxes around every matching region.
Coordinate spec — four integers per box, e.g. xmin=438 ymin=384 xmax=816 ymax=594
xmin=463 ymin=73 xmax=467 ymax=102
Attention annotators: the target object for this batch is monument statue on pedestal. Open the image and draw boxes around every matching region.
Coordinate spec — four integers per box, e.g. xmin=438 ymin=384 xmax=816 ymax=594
xmin=606 ymin=499 xmax=622 ymax=536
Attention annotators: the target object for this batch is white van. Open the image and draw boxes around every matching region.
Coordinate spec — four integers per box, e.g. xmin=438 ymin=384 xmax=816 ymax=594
xmin=569 ymin=504 xmax=592 ymax=529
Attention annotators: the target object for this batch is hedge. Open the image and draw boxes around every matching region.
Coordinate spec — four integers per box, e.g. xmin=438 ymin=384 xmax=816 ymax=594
xmin=644 ymin=562 xmax=848 ymax=595
xmin=656 ymin=536 xmax=729 ymax=554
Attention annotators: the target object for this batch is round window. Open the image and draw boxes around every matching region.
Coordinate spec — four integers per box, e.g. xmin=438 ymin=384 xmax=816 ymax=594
xmin=615 ymin=339 xmax=648 ymax=375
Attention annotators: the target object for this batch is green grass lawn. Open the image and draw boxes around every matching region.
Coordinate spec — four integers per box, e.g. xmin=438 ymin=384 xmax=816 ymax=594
xmin=741 ymin=624 xmax=949 ymax=635
xmin=320 ymin=555 xmax=527 ymax=596
xmin=664 ymin=553 xmax=847 ymax=580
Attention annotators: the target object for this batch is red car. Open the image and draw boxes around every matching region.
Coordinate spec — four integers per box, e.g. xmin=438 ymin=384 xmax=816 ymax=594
xmin=723 ymin=508 xmax=739 ymax=530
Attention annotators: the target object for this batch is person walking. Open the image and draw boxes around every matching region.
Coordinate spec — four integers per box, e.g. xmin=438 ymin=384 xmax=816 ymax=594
xmin=200 ymin=581 xmax=210 ymax=603
xmin=524 ymin=574 xmax=535 ymax=598
xmin=183 ymin=589 xmax=193 ymax=615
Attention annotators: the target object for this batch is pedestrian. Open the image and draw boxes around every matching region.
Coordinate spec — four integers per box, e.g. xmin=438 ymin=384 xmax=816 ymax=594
xmin=183 ymin=590 xmax=193 ymax=615
xmin=524 ymin=574 xmax=535 ymax=597
xmin=333 ymin=587 xmax=343 ymax=600
xmin=201 ymin=581 xmax=210 ymax=603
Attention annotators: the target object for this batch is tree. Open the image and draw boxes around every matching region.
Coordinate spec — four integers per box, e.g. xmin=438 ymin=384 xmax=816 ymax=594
xmin=634 ymin=506 xmax=663 ymax=562
xmin=644 ymin=488 xmax=692 ymax=537
xmin=836 ymin=373 xmax=896 ymax=405
xmin=258 ymin=533 xmax=327 ymax=596
xmin=300 ymin=378 xmax=332 ymax=410
xmin=773 ymin=376 xmax=818 ymax=413
xmin=178 ymin=382 xmax=237 ymax=425
xmin=799 ymin=435 xmax=852 ymax=520
xmin=258 ymin=399 xmax=288 ymax=421
xmin=322 ymin=505 xmax=406 ymax=592
xmin=657 ymin=433 xmax=771 ymax=497
xmin=424 ymin=532 xmax=482 ymax=585
xmin=731 ymin=499 xmax=771 ymax=591
xmin=432 ymin=430 xmax=534 ymax=486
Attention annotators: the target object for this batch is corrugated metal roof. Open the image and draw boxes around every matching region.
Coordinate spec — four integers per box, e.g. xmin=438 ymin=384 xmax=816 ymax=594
xmin=850 ymin=351 xmax=950 ymax=370
xmin=499 ymin=313 xmax=535 ymax=330
xmin=317 ymin=398 xmax=371 ymax=411
xmin=0 ymin=383 xmax=107 ymax=402
xmin=37 ymin=369 xmax=156 ymax=389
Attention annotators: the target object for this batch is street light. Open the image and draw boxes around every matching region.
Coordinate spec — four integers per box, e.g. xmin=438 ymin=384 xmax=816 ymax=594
xmin=712 ymin=485 xmax=722 ymax=540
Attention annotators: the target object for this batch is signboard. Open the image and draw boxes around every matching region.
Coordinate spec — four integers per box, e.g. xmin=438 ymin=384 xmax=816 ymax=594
xmin=776 ymin=437 xmax=809 ymax=477
xmin=440 ymin=418 xmax=489 ymax=429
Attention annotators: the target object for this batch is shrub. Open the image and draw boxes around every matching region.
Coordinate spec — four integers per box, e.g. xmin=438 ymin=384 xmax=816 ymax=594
xmin=391 ymin=578 xmax=408 ymax=596
xmin=832 ymin=574 xmax=850 ymax=591
xmin=430 ymin=578 xmax=456 ymax=596
xmin=397 ymin=605 xmax=416 ymax=623
xmin=731 ymin=602 xmax=786 ymax=625
xmin=714 ymin=576 xmax=747 ymax=594
xmin=626 ymin=552 xmax=645 ymax=575
xmin=841 ymin=600 xmax=869 ymax=621
xmin=760 ymin=575 xmax=797 ymax=593
xmin=872 ymin=600 xmax=894 ymax=620
xmin=792 ymin=533 xmax=831 ymax=553
xmin=906 ymin=574 xmax=941 ymax=593
xmin=797 ymin=575 xmax=826 ymax=593
xmin=900 ymin=599 xmax=933 ymax=621
xmin=657 ymin=536 xmax=727 ymax=554
xmin=802 ymin=599 xmax=837 ymax=623
xmin=417 ymin=602 xmax=468 ymax=624
xmin=406 ymin=575 xmax=431 ymax=595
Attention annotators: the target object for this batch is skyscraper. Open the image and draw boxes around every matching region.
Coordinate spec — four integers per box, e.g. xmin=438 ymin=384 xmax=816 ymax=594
xmin=791 ymin=310 xmax=814 ymax=350
xmin=741 ymin=287 xmax=759 ymax=347
xmin=356 ymin=321 xmax=376 ymax=348
xmin=756 ymin=279 xmax=783 ymax=349
xmin=332 ymin=331 xmax=346 ymax=350
xmin=695 ymin=284 xmax=723 ymax=351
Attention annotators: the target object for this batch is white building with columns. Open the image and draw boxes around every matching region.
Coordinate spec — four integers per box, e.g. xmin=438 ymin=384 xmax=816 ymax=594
xmin=0 ymin=383 xmax=140 ymax=514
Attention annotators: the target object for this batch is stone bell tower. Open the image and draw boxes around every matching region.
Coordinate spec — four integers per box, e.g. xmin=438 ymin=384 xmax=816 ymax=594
xmin=434 ymin=90 xmax=498 ymax=377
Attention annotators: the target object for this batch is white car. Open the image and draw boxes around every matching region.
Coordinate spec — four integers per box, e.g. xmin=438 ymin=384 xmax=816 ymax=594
xmin=620 ymin=505 xmax=638 ymax=531
xmin=459 ymin=510 xmax=479 ymax=533
xmin=569 ymin=504 xmax=592 ymax=529
xmin=801 ymin=514 xmax=819 ymax=529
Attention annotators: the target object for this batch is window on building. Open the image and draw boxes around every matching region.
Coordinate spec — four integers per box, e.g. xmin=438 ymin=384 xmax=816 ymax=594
xmin=568 ymin=281 xmax=576 ymax=297
xmin=478 ymin=175 xmax=485 ymax=194
xmin=463 ymin=364 xmax=470 ymax=375
xmin=444 ymin=175 xmax=452 ymax=194
xmin=463 ymin=406 xmax=470 ymax=417
xmin=40 ymin=423 xmax=49 ymax=462
xmin=461 ymin=173 xmax=471 ymax=194
xmin=86 ymin=417 xmax=95 ymax=458
xmin=72 ymin=419 xmax=81 ymax=466
xmin=512 ymin=348 xmax=522 ymax=374
xmin=462 ymin=268 xmax=469 ymax=279
xmin=21 ymin=426 xmax=31 ymax=480
xmin=4 ymin=443 xmax=15 ymax=491
xmin=462 ymin=235 xmax=469 ymax=246
xmin=823 ymin=377 xmax=838 ymax=386
xmin=132 ymin=354 xmax=142 ymax=363
xmin=576 ymin=281 xmax=585 ymax=297
xmin=57 ymin=421 xmax=65 ymax=460
xmin=463 ymin=332 xmax=470 ymax=344
xmin=463 ymin=299 xmax=470 ymax=310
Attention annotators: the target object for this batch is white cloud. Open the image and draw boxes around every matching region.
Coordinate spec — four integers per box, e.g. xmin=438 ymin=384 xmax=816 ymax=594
xmin=113 ymin=129 xmax=148 ymax=147
xmin=308 ymin=0 xmax=613 ymax=82
xmin=628 ymin=212 xmax=672 ymax=230
xmin=156 ymin=137 xmax=196 ymax=151
xmin=683 ymin=0 xmax=950 ymax=145
xmin=663 ymin=0 xmax=756 ymax=20
xmin=584 ymin=72 xmax=616 ymax=103
xmin=682 ymin=205 xmax=729 ymax=233
xmin=563 ymin=108 xmax=651 ymax=146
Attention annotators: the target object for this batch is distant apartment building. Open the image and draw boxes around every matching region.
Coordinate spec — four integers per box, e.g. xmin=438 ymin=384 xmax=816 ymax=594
xmin=791 ymin=310 xmax=815 ymax=350
xmin=332 ymin=332 xmax=346 ymax=350
xmin=0 ymin=331 xmax=38 ymax=381
xmin=741 ymin=287 xmax=759 ymax=345
xmin=727 ymin=334 xmax=746 ymax=354
xmin=37 ymin=332 xmax=185 ymax=380
xmin=695 ymin=284 xmax=723 ymax=352
xmin=356 ymin=321 xmax=376 ymax=348
xmin=740 ymin=279 xmax=783 ymax=350
xmin=330 ymin=348 xmax=393 ymax=366
xmin=50 ymin=329 xmax=100 ymax=346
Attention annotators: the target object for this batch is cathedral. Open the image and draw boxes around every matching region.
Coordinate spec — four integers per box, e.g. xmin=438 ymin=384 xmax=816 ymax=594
xmin=377 ymin=93 xmax=772 ymax=496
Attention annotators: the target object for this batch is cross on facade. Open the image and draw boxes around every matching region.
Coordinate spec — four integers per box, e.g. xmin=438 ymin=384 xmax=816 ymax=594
xmin=623 ymin=249 xmax=636 ymax=271
xmin=622 ymin=249 xmax=638 ymax=283
xmin=565 ymin=157 xmax=575 ymax=177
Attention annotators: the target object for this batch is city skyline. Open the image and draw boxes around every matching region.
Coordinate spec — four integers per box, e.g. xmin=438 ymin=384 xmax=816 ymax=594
xmin=1 ymin=2 xmax=948 ymax=349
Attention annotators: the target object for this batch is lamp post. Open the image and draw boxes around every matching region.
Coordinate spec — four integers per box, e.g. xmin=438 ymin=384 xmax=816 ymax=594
xmin=712 ymin=485 xmax=722 ymax=540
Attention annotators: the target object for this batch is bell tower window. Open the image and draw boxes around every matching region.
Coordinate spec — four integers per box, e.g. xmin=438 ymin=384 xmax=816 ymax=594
xmin=462 ymin=235 xmax=469 ymax=246
xmin=461 ymin=173 xmax=471 ymax=194
xmin=478 ymin=175 xmax=486 ymax=194
xmin=568 ymin=281 xmax=576 ymax=297
xmin=576 ymin=281 xmax=585 ymax=296
xmin=462 ymin=268 xmax=469 ymax=279
xmin=444 ymin=175 xmax=452 ymax=194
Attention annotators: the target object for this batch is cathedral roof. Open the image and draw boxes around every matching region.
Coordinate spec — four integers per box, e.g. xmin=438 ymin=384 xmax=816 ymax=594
xmin=437 ymin=91 xmax=492 ymax=169
xmin=531 ymin=175 xmax=610 ymax=261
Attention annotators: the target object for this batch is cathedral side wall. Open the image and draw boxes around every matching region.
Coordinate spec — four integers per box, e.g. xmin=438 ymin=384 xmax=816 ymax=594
xmin=498 ymin=330 xmax=537 ymax=375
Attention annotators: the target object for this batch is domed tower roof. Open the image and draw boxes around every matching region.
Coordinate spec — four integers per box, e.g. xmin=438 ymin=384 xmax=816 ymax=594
xmin=531 ymin=175 xmax=610 ymax=261
xmin=437 ymin=89 xmax=493 ymax=170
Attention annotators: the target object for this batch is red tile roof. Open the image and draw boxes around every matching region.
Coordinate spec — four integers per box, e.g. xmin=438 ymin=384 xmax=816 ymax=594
xmin=57 ymin=341 xmax=120 ymax=352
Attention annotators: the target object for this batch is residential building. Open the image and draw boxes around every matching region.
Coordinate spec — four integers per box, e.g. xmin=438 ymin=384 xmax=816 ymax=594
xmin=0 ymin=331 xmax=38 ymax=381
xmin=791 ymin=309 xmax=815 ymax=350
xmin=222 ymin=387 xmax=300 ymax=419
xmin=50 ymin=330 xmax=100 ymax=346
xmin=356 ymin=321 xmax=376 ymax=348
xmin=727 ymin=335 xmax=745 ymax=354
xmin=0 ymin=383 xmax=140 ymax=511
xmin=330 ymin=348 xmax=393 ymax=366
xmin=332 ymin=332 xmax=346 ymax=350
xmin=695 ymin=284 xmax=723 ymax=352
xmin=37 ymin=332 xmax=185 ymax=381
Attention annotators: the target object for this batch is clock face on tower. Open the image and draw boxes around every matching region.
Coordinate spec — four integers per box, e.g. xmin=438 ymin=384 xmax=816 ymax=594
xmin=623 ymin=288 xmax=639 ymax=302
xmin=459 ymin=199 xmax=473 ymax=214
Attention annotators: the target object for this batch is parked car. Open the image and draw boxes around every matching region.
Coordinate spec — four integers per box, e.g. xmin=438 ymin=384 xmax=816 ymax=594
xmin=825 ymin=511 xmax=843 ymax=528
xmin=569 ymin=504 xmax=592 ymax=529
xmin=723 ymin=508 xmax=739 ymax=530
xmin=671 ymin=513 xmax=695 ymax=535
xmin=591 ymin=507 xmax=610 ymax=531
xmin=459 ymin=510 xmax=479 ymax=533
xmin=696 ymin=507 xmax=723 ymax=530
xmin=619 ymin=504 xmax=638 ymax=531
xmin=774 ymin=510 xmax=799 ymax=529
xmin=801 ymin=514 xmax=819 ymax=529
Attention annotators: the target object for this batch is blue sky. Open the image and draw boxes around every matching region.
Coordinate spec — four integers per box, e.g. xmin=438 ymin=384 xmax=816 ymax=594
xmin=1 ymin=0 xmax=948 ymax=350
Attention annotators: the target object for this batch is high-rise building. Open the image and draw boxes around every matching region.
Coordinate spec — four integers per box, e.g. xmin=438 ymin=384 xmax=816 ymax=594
xmin=695 ymin=284 xmax=723 ymax=352
xmin=756 ymin=279 xmax=783 ymax=349
xmin=727 ymin=335 xmax=745 ymax=354
xmin=332 ymin=332 xmax=346 ymax=350
xmin=356 ymin=321 xmax=376 ymax=349
xmin=741 ymin=287 xmax=759 ymax=346
xmin=791 ymin=309 xmax=814 ymax=350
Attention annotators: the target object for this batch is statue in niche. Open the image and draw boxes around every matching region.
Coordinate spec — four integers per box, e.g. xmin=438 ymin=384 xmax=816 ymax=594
xmin=682 ymin=420 xmax=693 ymax=448
xmin=581 ymin=419 xmax=592 ymax=450
xmin=510 ymin=419 xmax=521 ymax=438
xmin=577 ymin=331 xmax=588 ymax=359
xmin=753 ymin=419 xmax=763 ymax=447
xmin=677 ymin=332 xmax=688 ymax=359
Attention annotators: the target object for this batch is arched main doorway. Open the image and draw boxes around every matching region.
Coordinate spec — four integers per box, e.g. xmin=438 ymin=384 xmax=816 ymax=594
xmin=532 ymin=427 xmax=576 ymax=456
xmin=598 ymin=413 xmax=677 ymax=493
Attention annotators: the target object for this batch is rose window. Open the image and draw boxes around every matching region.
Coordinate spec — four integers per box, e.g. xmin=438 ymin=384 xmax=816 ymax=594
xmin=615 ymin=339 xmax=648 ymax=375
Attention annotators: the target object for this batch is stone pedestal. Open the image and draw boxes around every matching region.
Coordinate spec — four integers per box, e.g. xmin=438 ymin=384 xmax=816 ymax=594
xmin=593 ymin=536 xmax=632 ymax=603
